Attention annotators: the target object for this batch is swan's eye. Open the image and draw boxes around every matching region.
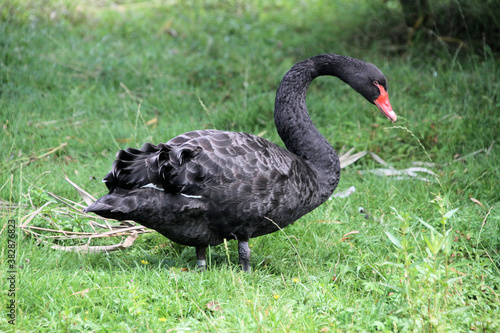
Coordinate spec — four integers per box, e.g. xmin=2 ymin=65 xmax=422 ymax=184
xmin=373 ymin=81 xmax=379 ymax=86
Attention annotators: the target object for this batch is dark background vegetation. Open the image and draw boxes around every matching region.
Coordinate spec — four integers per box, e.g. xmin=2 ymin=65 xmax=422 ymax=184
xmin=377 ymin=0 xmax=500 ymax=54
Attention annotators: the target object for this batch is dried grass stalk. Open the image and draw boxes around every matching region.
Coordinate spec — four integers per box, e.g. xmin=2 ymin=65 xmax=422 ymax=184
xmin=52 ymin=231 xmax=139 ymax=253
xmin=17 ymin=176 xmax=153 ymax=253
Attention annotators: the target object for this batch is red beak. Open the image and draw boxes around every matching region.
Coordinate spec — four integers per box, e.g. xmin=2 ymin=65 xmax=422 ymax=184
xmin=374 ymin=84 xmax=397 ymax=122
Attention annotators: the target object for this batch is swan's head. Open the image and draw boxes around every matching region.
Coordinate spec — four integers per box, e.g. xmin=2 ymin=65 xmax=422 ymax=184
xmin=348 ymin=62 xmax=397 ymax=122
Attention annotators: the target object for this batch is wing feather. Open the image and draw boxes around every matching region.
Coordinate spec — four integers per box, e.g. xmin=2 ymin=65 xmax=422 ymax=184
xmin=102 ymin=130 xmax=314 ymax=215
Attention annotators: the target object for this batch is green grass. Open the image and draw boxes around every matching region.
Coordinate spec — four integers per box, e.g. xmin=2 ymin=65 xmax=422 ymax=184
xmin=1 ymin=0 xmax=499 ymax=331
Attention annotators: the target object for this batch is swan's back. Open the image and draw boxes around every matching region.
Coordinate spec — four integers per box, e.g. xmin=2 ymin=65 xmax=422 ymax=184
xmin=89 ymin=129 xmax=326 ymax=242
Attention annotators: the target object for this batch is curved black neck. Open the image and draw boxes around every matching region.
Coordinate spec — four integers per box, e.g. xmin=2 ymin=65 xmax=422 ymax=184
xmin=274 ymin=54 xmax=355 ymax=197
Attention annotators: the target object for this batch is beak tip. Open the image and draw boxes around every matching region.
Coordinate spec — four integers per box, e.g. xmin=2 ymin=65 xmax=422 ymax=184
xmin=388 ymin=111 xmax=397 ymax=122
xmin=390 ymin=112 xmax=397 ymax=122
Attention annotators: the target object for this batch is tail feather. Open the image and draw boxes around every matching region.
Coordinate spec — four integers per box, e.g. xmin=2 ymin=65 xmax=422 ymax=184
xmin=84 ymin=190 xmax=140 ymax=220
xmin=102 ymin=142 xmax=202 ymax=194
xmin=103 ymin=143 xmax=172 ymax=192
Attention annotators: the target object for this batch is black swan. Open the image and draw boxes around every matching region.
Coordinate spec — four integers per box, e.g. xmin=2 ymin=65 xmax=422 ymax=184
xmin=84 ymin=54 xmax=396 ymax=272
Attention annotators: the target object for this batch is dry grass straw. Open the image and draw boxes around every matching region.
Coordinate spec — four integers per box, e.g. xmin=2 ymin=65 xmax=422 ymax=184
xmin=17 ymin=174 xmax=153 ymax=253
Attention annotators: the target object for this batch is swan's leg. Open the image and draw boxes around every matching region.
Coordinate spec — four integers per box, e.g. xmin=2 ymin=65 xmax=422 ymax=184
xmin=196 ymin=246 xmax=207 ymax=271
xmin=238 ymin=240 xmax=251 ymax=272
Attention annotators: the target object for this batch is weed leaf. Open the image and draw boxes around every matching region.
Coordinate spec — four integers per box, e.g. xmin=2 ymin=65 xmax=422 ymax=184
xmin=443 ymin=208 xmax=459 ymax=219
xmin=417 ymin=218 xmax=442 ymax=237
xmin=385 ymin=232 xmax=403 ymax=249
xmin=379 ymin=282 xmax=404 ymax=293
xmin=447 ymin=275 xmax=467 ymax=286
xmin=447 ymin=306 xmax=472 ymax=315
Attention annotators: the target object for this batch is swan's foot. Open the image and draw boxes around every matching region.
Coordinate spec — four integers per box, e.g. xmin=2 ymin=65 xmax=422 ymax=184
xmin=196 ymin=246 xmax=207 ymax=271
xmin=238 ymin=240 xmax=251 ymax=273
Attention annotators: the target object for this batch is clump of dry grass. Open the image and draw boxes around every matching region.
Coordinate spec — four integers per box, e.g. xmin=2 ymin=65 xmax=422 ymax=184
xmin=17 ymin=175 xmax=153 ymax=253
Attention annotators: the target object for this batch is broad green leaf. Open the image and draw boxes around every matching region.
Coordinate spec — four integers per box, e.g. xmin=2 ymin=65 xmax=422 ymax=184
xmin=379 ymin=282 xmax=405 ymax=293
xmin=417 ymin=218 xmax=442 ymax=236
xmin=385 ymin=231 xmax=403 ymax=249
xmin=443 ymin=208 xmax=459 ymax=219
xmin=447 ymin=306 xmax=472 ymax=315
xmin=447 ymin=275 xmax=467 ymax=286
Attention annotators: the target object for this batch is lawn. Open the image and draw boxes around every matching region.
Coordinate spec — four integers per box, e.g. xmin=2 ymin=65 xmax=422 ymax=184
xmin=1 ymin=0 xmax=499 ymax=331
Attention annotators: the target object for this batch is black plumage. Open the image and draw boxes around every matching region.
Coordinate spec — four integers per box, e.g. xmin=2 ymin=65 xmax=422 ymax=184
xmin=84 ymin=54 xmax=396 ymax=272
